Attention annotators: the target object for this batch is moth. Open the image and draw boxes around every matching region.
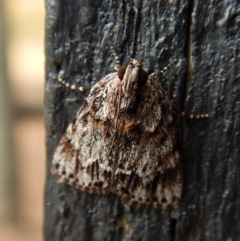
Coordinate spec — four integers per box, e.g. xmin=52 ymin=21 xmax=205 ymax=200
xmin=51 ymin=49 xmax=207 ymax=209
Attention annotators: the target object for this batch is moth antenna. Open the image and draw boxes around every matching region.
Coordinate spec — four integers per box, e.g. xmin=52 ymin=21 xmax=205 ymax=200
xmin=158 ymin=58 xmax=178 ymax=76
xmin=109 ymin=46 xmax=121 ymax=71
xmin=148 ymin=58 xmax=178 ymax=81
xmin=59 ymin=78 xmax=89 ymax=92
xmin=172 ymin=106 xmax=209 ymax=119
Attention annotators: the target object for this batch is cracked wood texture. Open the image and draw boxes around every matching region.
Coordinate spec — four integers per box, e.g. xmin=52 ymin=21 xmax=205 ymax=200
xmin=44 ymin=0 xmax=240 ymax=240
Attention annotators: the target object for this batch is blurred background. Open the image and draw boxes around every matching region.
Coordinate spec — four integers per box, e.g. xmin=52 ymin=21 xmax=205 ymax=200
xmin=0 ymin=0 xmax=44 ymax=240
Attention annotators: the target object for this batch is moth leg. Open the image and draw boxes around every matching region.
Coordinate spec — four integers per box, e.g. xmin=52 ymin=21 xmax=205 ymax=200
xmin=58 ymin=78 xmax=89 ymax=92
xmin=172 ymin=105 xmax=209 ymax=119
xmin=109 ymin=46 xmax=121 ymax=71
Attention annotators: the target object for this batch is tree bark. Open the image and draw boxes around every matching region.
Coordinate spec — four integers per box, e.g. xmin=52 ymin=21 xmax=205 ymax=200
xmin=44 ymin=0 xmax=240 ymax=240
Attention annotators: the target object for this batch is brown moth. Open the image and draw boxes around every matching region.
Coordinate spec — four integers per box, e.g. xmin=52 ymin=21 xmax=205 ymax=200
xmin=51 ymin=57 xmax=183 ymax=210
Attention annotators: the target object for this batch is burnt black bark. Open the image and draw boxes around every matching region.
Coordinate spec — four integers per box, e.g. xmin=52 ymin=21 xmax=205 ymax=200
xmin=44 ymin=0 xmax=240 ymax=240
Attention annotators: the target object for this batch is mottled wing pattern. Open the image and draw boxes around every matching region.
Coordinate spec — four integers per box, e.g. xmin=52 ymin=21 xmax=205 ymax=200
xmin=52 ymin=64 xmax=182 ymax=209
xmin=108 ymin=79 xmax=181 ymax=209
xmin=51 ymin=73 xmax=118 ymax=194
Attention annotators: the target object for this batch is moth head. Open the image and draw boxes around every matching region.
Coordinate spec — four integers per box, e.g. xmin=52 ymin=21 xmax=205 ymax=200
xmin=118 ymin=59 xmax=148 ymax=97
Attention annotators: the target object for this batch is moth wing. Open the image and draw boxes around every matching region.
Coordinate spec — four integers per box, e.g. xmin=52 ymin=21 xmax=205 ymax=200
xmin=113 ymin=130 xmax=181 ymax=209
xmin=112 ymin=80 xmax=182 ymax=209
xmin=51 ymin=73 xmax=118 ymax=194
